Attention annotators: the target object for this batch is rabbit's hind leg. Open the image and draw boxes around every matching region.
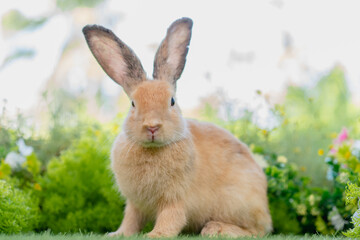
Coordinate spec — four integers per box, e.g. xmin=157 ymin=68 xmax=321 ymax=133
xmin=200 ymin=221 xmax=253 ymax=238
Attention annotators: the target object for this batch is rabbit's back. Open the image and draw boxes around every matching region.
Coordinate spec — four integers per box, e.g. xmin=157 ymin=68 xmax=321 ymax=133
xmin=186 ymin=118 xmax=264 ymax=178
xmin=185 ymin=119 xmax=271 ymax=234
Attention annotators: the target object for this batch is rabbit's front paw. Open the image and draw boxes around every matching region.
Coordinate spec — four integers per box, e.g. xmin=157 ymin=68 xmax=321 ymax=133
xmin=201 ymin=221 xmax=222 ymax=236
xmin=146 ymin=231 xmax=162 ymax=238
xmin=147 ymin=230 xmax=175 ymax=238
xmin=107 ymin=231 xmax=123 ymax=237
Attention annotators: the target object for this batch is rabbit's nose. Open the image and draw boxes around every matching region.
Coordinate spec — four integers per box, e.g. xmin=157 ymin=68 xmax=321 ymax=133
xmin=147 ymin=126 xmax=160 ymax=134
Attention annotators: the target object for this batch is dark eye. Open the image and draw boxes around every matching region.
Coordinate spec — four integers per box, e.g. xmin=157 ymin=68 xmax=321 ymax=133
xmin=131 ymin=101 xmax=135 ymax=108
xmin=171 ymin=97 xmax=175 ymax=106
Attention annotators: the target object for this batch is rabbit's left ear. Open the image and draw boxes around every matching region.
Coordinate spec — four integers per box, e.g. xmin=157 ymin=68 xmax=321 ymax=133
xmin=83 ymin=25 xmax=146 ymax=96
xmin=153 ymin=18 xmax=193 ymax=87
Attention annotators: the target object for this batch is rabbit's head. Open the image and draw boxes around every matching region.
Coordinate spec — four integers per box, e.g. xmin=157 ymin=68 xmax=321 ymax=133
xmin=83 ymin=18 xmax=193 ymax=147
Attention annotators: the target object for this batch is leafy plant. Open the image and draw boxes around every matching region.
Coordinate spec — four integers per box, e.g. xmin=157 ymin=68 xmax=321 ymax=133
xmin=253 ymin=148 xmax=319 ymax=234
xmin=343 ymin=182 xmax=360 ymax=237
xmin=0 ymin=180 xmax=38 ymax=233
xmin=38 ymin=124 xmax=125 ymax=233
xmin=324 ymin=128 xmax=360 ymax=236
xmin=255 ymin=127 xmax=359 ymax=235
xmin=0 ymin=127 xmax=16 ymax=160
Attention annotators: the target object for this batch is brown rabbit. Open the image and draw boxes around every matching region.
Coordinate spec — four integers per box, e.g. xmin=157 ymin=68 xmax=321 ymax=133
xmin=83 ymin=17 xmax=272 ymax=238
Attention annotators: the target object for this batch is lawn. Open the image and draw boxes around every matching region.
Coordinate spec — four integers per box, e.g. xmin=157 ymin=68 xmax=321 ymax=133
xmin=0 ymin=233 xmax=346 ymax=240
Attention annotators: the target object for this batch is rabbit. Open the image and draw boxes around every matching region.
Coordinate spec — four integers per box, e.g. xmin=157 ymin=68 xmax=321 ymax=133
xmin=83 ymin=17 xmax=272 ymax=238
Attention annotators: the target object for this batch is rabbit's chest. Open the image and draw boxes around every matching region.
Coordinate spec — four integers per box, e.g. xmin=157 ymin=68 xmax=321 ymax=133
xmin=112 ymin=145 xmax=194 ymax=213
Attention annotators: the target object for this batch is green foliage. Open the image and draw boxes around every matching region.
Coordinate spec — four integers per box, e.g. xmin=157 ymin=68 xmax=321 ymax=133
xmin=343 ymin=183 xmax=360 ymax=237
xmin=0 ymin=180 xmax=38 ymax=233
xmin=269 ymin=200 xmax=301 ymax=234
xmin=0 ymin=127 xmax=43 ymax=192
xmin=0 ymin=104 xmax=21 ymax=160
xmin=56 ymin=0 xmax=104 ymax=11
xmin=210 ymin=67 xmax=360 ymax=187
xmin=256 ymin=126 xmax=360 ymax=235
xmin=1 ymin=10 xmax=46 ymax=31
xmin=325 ymin=130 xmax=360 ymax=230
xmin=0 ymin=145 xmax=43 ymax=234
xmin=275 ymin=67 xmax=359 ymax=186
xmin=0 ymin=161 xmax=11 ymax=180
xmin=29 ymin=124 xmax=82 ymax=165
xmin=38 ymin=125 xmax=125 ymax=233
xmin=0 ymin=127 xmax=16 ymax=160
xmin=0 ymin=65 xmax=359 ymax=235
xmin=255 ymin=149 xmax=320 ymax=234
xmin=1 ymin=49 xmax=35 ymax=69
xmin=0 ymin=232 xmax=348 ymax=240
xmin=1 ymin=89 xmax=125 ymax=234
xmin=27 ymin=89 xmax=90 ymax=165
xmin=9 ymin=153 xmax=42 ymax=193
xmin=323 ymin=130 xmax=360 ymax=237
xmin=0 ymin=103 xmax=34 ymax=161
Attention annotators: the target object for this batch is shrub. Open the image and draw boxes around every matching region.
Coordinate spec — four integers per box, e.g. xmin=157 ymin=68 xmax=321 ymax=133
xmin=38 ymin=124 xmax=125 ymax=233
xmin=324 ymin=128 xmax=360 ymax=237
xmin=343 ymin=182 xmax=360 ymax=237
xmin=0 ymin=127 xmax=17 ymax=160
xmin=0 ymin=180 xmax=38 ymax=233
xmin=254 ymin=148 xmax=319 ymax=234
xmin=256 ymin=130 xmax=356 ymax=235
xmin=0 ymin=138 xmax=43 ymax=234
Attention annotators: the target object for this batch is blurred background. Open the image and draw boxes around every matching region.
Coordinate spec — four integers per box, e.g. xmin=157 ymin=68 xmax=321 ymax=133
xmin=1 ymin=0 xmax=360 ymax=235
xmin=2 ymin=0 xmax=360 ymax=118
xmin=2 ymin=0 xmax=360 ymax=182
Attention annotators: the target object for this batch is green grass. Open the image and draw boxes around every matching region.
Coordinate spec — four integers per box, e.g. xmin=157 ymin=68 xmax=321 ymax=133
xmin=0 ymin=233 xmax=346 ymax=240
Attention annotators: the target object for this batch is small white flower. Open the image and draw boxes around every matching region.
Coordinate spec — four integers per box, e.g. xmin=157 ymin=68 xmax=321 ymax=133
xmin=253 ymin=154 xmax=268 ymax=168
xmin=353 ymin=140 xmax=360 ymax=150
xmin=329 ymin=206 xmax=348 ymax=231
xmin=5 ymin=152 xmax=26 ymax=169
xmin=327 ymin=168 xmax=334 ymax=181
xmin=308 ymin=194 xmax=315 ymax=206
xmin=17 ymin=138 xmax=33 ymax=156
xmin=296 ymin=204 xmax=307 ymax=215
xmin=352 ymin=140 xmax=360 ymax=157
xmin=277 ymin=155 xmax=288 ymax=164
xmin=338 ymin=172 xmax=349 ymax=184
xmin=352 ymin=209 xmax=360 ymax=223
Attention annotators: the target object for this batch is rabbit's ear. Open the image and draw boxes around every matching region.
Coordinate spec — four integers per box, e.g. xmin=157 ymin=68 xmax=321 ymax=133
xmin=153 ymin=18 xmax=193 ymax=87
xmin=83 ymin=25 xmax=146 ymax=95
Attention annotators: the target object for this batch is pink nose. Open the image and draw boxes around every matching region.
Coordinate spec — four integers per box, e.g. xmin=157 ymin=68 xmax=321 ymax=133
xmin=147 ymin=126 xmax=159 ymax=134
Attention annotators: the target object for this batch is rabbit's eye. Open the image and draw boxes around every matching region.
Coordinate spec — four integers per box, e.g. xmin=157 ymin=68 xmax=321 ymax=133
xmin=171 ymin=97 xmax=175 ymax=106
xmin=131 ymin=101 xmax=135 ymax=108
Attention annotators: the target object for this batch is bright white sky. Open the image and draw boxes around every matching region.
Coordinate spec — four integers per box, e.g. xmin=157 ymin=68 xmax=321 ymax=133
xmin=1 ymin=0 xmax=360 ymax=123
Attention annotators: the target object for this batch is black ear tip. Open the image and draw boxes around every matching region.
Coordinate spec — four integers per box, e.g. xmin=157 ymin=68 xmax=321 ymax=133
xmin=170 ymin=17 xmax=193 ymax=31
xmin=179 ymin=17 xmax=193 ymax=25
xmin=82 ymin=24 xmax=112 ymax=37
xmin=82 ymin=24 xmax=99 ymax=37
xmin=82 ymin=25 xmax=92 ymax=35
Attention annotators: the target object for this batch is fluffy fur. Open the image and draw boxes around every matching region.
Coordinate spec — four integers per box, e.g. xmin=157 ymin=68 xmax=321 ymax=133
xmin=83 ymin=17 xmax=272 ymax=238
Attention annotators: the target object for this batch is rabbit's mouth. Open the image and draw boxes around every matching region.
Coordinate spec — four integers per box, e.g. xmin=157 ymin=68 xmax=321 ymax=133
xmin=141 ymin=133 xmax=165 ymax=147
xmin=146 ymin=131 xmax=161 ymax=142
xmin=142 ymin=140 xmax=166 ymax=148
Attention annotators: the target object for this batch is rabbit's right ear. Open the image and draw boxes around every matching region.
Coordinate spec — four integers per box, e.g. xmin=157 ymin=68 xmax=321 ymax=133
xmin=153 ymin=18 xmax=193 ymax=87
xmin=83 ymin=25 xmax=146 ymax=96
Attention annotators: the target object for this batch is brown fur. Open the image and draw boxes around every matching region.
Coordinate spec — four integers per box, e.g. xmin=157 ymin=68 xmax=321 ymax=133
xmin=83 ymin=18 xmax=272 ymax=238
